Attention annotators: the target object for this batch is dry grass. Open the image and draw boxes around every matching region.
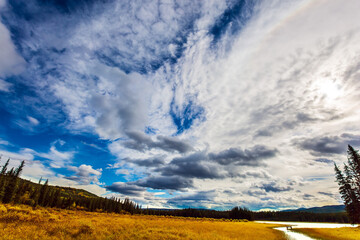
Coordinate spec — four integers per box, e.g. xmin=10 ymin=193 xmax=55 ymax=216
xmin=0 ymin=204 xmax=285 ymax=240
xmin=295 ymin=227 xmax=360 ymax=240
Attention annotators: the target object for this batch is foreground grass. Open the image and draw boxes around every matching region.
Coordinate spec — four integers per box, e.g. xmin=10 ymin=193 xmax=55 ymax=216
xmin=295 ymin=227 xmax=360 ymax=240
xmin=0 ymin=204 xmax=285 ymax=240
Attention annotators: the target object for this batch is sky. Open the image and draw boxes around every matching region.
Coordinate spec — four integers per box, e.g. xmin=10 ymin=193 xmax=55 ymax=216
xmin=0 ymin=0 xmax=360 ymax=211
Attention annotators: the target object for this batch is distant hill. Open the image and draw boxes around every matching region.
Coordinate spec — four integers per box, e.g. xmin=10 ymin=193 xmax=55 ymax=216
xmin=19 ymin=178 xmax=98 ymax=199
xmin=282 ymin=205 xmax=345 ymax=213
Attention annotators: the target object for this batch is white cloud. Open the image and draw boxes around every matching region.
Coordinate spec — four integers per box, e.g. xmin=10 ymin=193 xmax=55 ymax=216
xmin=2 ymin=0 xmax=360 ymax=208
xmin=39 ymin=145 xmax=74 ymax=168
xmin=27 ymin=116 xmax=40 ymax=125
xmin=0 ymin=9 xmax=25 ymax=77
xmin=0 ymin=0 xmax=5 ymax=8
xmin=0 ymin=79 xmax=12 ymax=92
xmin=142 ymin=0 xmax=360 ymax=207
xmin=67 ymin=164 xmax=102 ymax=185
xmin=0 ymin=139 xmax=11 ymax=146
xmin=0 ymin=144 xmax=107 ymax=196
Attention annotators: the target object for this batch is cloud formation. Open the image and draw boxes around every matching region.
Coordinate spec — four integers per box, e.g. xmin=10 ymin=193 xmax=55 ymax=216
xmin=209 ymin=146 xmax=277 ymax=166
xmin=0 ymin=2 xmax=25 ymax=77
xmin=294 ymin=133 xmax=360 ymax=156
xmin=124 ymin=131 xmax=194 ymax=153
xmin=66 ymin=164 xmax=102 ymax=185
xmin=105 ymin=182 xmax=145 ymax=196
xmin=137 ymin=176 xmax=194 ymax=190
xmin=1 ymin=0 xmax=360 ymax=209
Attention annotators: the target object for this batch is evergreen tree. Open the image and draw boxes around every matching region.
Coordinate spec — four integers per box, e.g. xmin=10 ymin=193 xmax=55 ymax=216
xmin=7 ymin=167 xmax=15 ymax=176
xmin=2 ymin=174 xmax=17 ymax=203
xmin=1 ymin=158 xmax=10 ymax=175
xmin=15 ymin=160 xmax=25 ymax=178
xmin=38 ymin=179 xmax=49 ymax=206
xmin=334 ymin=145 xmax=360 ymax=223
xmin=51 ymin=188 xmax=61 ymax=207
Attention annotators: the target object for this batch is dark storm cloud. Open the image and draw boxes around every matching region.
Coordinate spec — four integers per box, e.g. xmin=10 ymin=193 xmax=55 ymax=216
xmin=124 ymin=131 xmax=194 ymax=153
xmin=296 ymin=136 xmax=344 ymax=155
xmin=105 ymin=182 xmax=145 ymax=196
xmin=135 ymin=144 xmax=279 ymax=183
xmin=156 ymin=135 xmax=194 ymax=153
xmin=294 ymin=133 xmax=360 ymax=156
xmin=303 ymin=194 xmax=314 ymax=200
xmin=246 ymin=189 xmax=267 ymax=196
xmin=167 ymin=191 xmax=216 ymax=207
xmin=154 ymin=145 xmax=276 ymax=180
xmin=258 ymin=182 xmax=293 ymax=192
xmin=209 ymin=145 xmax=277 ymax=166
xmin=129 ymin=156 xmax=166 ymax=167
xmin=161 ymin=153 xmax=223 ymax=179
xmin=136 ymin=176 xmax=193 ymax=190
xmin=318 ymin=191 xmax=337 ymax=198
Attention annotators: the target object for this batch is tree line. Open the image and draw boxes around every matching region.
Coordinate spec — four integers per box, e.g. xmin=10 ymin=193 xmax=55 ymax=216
xmin=0 ymin=153 xmax=356 ymax=223
xmin=142 ymin=206 xmax=254 ymax=220
xmin=254 ymin=210 xmax=349 ymax=223
xmin=334 ymin=144 xmax=360 ymax=223
xmin=0 ymin=157 xmax=140 ymax=214
xmin=141 ymin=207 xmax=349 ymax=223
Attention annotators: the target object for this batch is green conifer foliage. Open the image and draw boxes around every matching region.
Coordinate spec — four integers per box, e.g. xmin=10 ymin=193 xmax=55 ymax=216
xmin=334 ymin=145 xmax=360 ymax=223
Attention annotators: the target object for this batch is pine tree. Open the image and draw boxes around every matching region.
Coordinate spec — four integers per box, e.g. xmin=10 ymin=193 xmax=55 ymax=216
xmin=14 ymin=160 xmax=25 ymax=178
xmin=7 ymin=167 xmax=15 ymax=176
xmin=334 ymin=145 xmax=360 ymax=223
xmin=0 ymin=158 xmax=8 ymax=197
xmin=0 ymin=158 xmax=9 ymax=175
xmin=347 ymin=145 xmax=360 ymax=195
xmin=51 ymin=188 xmax=61 ymax=207
xmin=38 ymin=179 xmax=49 ymax=206
xmin=2 ymin=173 xmax=17 ymax=203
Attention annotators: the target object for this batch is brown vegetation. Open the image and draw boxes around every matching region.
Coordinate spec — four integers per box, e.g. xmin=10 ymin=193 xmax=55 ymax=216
xmin=0 ymin=204 xmax=285 ymax=240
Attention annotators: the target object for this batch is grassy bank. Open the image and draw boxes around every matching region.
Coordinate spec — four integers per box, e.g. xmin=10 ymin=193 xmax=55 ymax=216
xmin=0 ymin=204 xmax=285 ymax=240
xmin=0 ymin=205 xmax=285 ymax=240
xmin=295 ymin=227 xmax=360 ymax=240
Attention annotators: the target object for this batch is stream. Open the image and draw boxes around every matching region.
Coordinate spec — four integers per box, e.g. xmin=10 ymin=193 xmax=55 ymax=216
xmin=256 ymin=221 xmax=358 ymax=240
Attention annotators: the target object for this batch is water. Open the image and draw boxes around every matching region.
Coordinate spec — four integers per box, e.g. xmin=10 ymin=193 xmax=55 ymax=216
xmin=256 ymin=221 xmax=358 ymax=240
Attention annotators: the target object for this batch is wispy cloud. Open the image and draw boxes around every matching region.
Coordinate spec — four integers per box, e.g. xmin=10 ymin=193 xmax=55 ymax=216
xmin=0 ymin=2 xmax=25 ymax=77
xmin=1 ymin=0 xmax=360 ymax=209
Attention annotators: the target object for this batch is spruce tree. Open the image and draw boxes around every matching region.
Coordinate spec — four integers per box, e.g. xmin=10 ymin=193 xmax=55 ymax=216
xmin=334 ymin=145 xmax=360 ymax=223
xmin=0 ymin=158 xmax=8 ymax=197
xmin=38 ymin=179 xmax=49 ymax=206
xmin=2 ymin=174 xmax=17 ymax=203
xmin=14 ymin=160 xmax=25 ymax=178
xmin=1 ymin=158 xmax=10 ymax=175
xmin=51 ymin=188 xmax=61 ymax=207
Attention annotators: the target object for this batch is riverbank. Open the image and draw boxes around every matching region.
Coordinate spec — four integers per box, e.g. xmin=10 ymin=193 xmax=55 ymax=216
xmin=257 ymin=221 xmax=359 ymax=240
xmin=295 ymin=227 xmax=360 ymax=240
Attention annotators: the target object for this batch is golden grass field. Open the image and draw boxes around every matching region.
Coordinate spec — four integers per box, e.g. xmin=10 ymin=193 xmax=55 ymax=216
xmin=295 ymin=227 xmax=360 ymax=240
xmin=0 ymin=204 xmax=285 ymax=240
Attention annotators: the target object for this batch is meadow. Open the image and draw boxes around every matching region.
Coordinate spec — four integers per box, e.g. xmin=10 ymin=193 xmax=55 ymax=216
xmin=0 ymin=204 xmax=285 ymax=240
xmin=295 ymin=227 xmax=360 ymax=240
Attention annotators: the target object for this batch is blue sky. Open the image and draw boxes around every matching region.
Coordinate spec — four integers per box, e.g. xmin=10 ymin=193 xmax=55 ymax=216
xmin=1 ymin=0 xmax=360 ymax=210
